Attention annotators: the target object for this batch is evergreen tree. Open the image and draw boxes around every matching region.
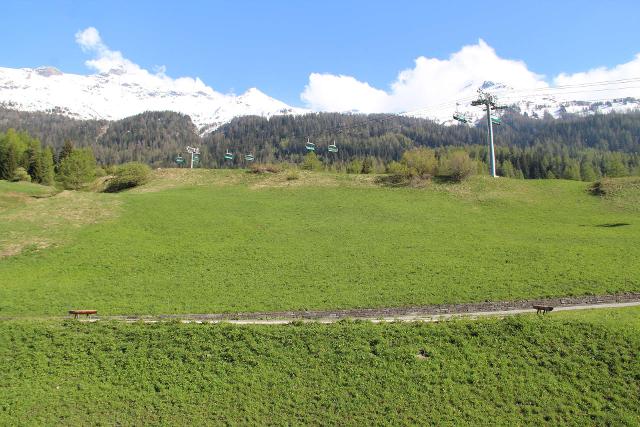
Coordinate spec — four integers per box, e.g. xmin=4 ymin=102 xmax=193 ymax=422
xmin=57 ymin=147 xmax=97 ymax=189
xmin=58 ymin=140 xmax=74 ymax=165
xmin=26 ymin=141 xmax=44 ymax=183
xmin=500 ymin=160 xmax=515 ymax=178
xmin=562 ymin=160 xmax=582 ymax=181
xmin=602 ymin=155 xmax=628 ymax=177
xmin=40 ymin=147 xmax=55 ymax=185
xmin=0 ymin=142 xmax=18 ymax=180
xmin=301 ymin=151 xmax=322 ymax=171
xmin=580 ymin=161 xmax=598 ymax=182
xmin=360 ymin=157 xmax=373 ymax=174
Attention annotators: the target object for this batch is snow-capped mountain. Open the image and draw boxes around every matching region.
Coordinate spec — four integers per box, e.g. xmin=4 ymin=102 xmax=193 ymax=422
xmin=0 ymin=66 xmax=308 ymax=133
xmin=417 ymin=81 xmax=640 ymax=125
xmin=1 ymin=65 xmax=639 ymax=133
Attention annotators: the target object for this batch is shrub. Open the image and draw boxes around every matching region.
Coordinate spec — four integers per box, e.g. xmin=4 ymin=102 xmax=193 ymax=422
xmin=346 ymin=159 xmax=363 ymax=174
xmin=378 ymin=148 xmax=438 ymax=186
xmin=12 ymin=167 xmax=31 ymax=182
xmin=285 ymin=169 xmax=300 ymax=181
xmin=57 ymin=148 xmax=97 ymax=190
xmin=401 ymin=148 xmax=438 ymax=178
xmin=444 ymin=151 xmax=476 ymax=182
xmin=248 ymin=163 xmax=282 ymax=174
xmin=301 ymin=152 xmax=323 ymax=171
xmin=360 ymin=157 xmax=374 ymax=174
xmin=104 ymin=162 xmax=151 ymax=193
xmin=375 ymin=161 xmax=410 ymax=186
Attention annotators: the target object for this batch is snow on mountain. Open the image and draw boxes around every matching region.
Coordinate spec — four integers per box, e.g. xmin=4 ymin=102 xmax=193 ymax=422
xmin=1 ymin=64 xmax=639 ymax=134
xmin=0 ymin=65 xmax=307 ymax=133
xmin=411 ymin=81 xmax=640 ymax=125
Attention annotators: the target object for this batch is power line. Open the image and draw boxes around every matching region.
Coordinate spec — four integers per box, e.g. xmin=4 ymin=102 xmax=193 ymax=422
xmin=290 ymin=77 xmax=640 ymax=145
xmin=400 ymin=77 xmax=640 ymax=116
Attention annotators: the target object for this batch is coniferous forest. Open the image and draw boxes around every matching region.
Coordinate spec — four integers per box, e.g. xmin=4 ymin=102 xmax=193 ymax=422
xmin=1 ymin=107 xmax=639 ymax=181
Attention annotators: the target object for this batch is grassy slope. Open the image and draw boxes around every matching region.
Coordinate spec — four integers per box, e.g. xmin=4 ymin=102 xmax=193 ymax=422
xmin=555 ymin=304 xmax=640 ymax=329
xmin=1 ymin=312 xmax=639 ymax=425
xmin=0 ymin=171 xmax=639 ymax=315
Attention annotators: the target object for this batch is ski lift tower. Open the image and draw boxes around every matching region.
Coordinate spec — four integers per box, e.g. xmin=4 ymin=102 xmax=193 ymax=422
xmin=186 ymin=146 xmax=200 ymax=169
xmin=471 ymin=91 xmax=507 ymax=178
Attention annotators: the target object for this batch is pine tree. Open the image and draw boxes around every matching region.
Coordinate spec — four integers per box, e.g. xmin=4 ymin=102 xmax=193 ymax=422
xmin=58 ymin=140 xmax=74 ymax=165
xmin=602 ymin=155 xmax=628 ymax=177
xmin=500 ymin=160 xmax=515 ymax=178
xmin=580 ymin=161 xmax=598 ymax=182
xmin=0 ymin=142 xmax=18 ymax=180
xmin=27 ymin=141 xmax=44 ymax=183
xmin=40 ymin=147 xmax=55 ymax=185
xmin=57 ymin=147 xmax=97 ymax=189
xmin=562 ymin=160 xmax=582 ymax=181
xmin=361 ymin=157 xmax=373 ymax=174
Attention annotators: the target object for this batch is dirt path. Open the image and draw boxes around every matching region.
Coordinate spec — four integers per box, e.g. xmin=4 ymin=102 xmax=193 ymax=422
xmin=97 ymin=293 xmax=640 ymax=324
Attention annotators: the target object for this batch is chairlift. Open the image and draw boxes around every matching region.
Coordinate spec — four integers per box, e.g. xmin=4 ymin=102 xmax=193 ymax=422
xmin=224 ymin=150 xmax=234 ymax=160
xmin=328 ymin=140 xmax=338 ymax=153
xmin=244 ymin=153 xmax=255 ymax=162
xmin=453 ymin=113 xmax=470 ymax=123
xmin=490 ymin=116 xmax=502 ymax=126
xmin=453 ymin=103 xmax=471 ymax=124
xmin=305 ymin=137 xmax=316 ymax=151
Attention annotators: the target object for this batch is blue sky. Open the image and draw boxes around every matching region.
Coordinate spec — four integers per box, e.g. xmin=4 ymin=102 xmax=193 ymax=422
xmin=2 ymin=0 xmax=640 ymax=107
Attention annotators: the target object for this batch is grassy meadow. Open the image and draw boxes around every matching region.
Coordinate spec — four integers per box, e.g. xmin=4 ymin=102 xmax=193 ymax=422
xmin=0 ymin=170 xmax=639 ymax=316
xmin=1 ymin=309 xmax=639 ymax=425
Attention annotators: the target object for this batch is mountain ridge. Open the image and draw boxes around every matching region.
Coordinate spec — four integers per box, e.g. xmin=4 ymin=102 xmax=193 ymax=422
xmin=0 ymin=65 xmax=308 ymax=134
xmin=2 ymin=66 xmax=640 ymax=133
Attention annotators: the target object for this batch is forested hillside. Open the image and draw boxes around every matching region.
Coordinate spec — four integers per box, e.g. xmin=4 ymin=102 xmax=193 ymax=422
xmin=1 ymin=108 xmax=639 ymax=179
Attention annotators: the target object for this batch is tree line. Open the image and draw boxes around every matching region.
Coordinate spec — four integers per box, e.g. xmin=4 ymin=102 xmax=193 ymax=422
xmin=0 ymin=130 xmax=96 ymax=189
xmin=0 ymin=107 xmax=639 ymax=181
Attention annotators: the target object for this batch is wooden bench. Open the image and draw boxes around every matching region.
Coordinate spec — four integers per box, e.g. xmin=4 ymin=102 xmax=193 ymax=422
xmin=69 ymin=309 xmax=97 ymax=319
xmin=533 ymin=305 xmax=553 ymax=315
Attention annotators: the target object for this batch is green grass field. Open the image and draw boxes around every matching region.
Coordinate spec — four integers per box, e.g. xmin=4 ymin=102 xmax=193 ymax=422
xmin=1 ymin=310 xmax=639 ymax=425
xmin=1 ymin=170 xmax=639 ymax=316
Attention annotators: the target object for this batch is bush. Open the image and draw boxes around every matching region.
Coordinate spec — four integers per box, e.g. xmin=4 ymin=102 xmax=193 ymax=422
xmin=104 ymin=162 xmax=151 ymax=193
xmin=301 ymin=152 xmax=323 ymax=171
xmin=375 ymin=161 xmax=411 ymax=186
xmin=248 ymin=163 xmax=282 ymax=174
xmin=444 ymin=151 xmax=476 ymax=182
xmin=402 ymin=148 xmax=438 ymax=178
xmin=285 ymin=169 xmax=300 ymax=181
xmin=346 ymin=159 xmax=363 ymax=174
xmin=12 ymin=167 xmax=31 ymax=182
xmin=378 ymin=148 xmax=438 ymax=186
xmin=360 ymin=158 xmax=374 ymax=174
xmin=57 ymin=148 xmax=97 ymax=190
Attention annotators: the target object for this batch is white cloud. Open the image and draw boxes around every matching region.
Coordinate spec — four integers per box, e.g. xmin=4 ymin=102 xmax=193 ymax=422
xmin=75 ymin=27 xmax=137 ymax=74
xmin=75 ymin=27 xmax=102 ymax=51
xmin=553 ymin=54 xmax=640 ymax=100
xmin=74 ymin=26 xmax=215 ymax=95
xmin=301 ymin=40 xmax=548 ymax=114
xmin=300 ymin=39 xmax=640 ymax=114
xmin=301 ymin=73 xmax=390 ymax=113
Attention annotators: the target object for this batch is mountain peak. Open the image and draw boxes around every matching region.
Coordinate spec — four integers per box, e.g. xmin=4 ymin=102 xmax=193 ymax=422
xmin=0 ymin=66 xmax=308 ymax=133
xmin=34 ymin=66 xmax=63 ymax=77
